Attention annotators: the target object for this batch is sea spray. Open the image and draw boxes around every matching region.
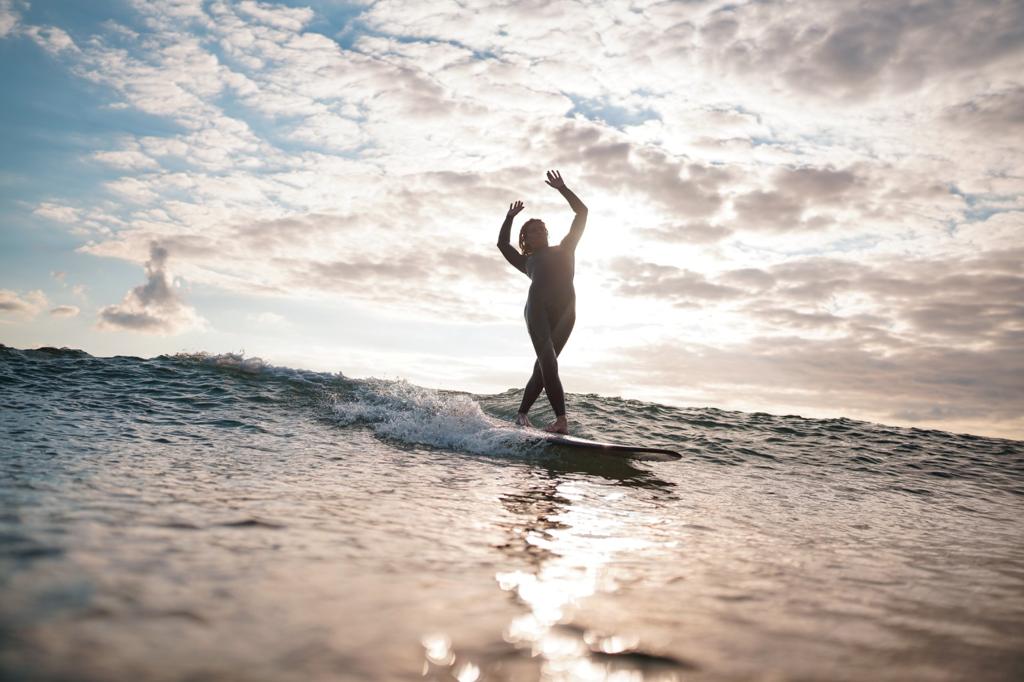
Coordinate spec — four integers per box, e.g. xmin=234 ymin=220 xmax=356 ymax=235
xmin=330 ymin=376 xmax=537 ymax=456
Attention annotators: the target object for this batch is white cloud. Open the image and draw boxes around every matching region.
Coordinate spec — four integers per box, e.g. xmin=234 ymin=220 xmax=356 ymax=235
xmin=0 ymin=0 xmax=20 ymax=38
xmin=288 ymin=112 xmax=365 ymax=151
xmin=34 ymin=202 xmax=80 ymax=223
xmin=97 ymin=242 xmax=204 ymax=334
xmin=235 ymin=0 xmax=314 ymax=32
xmin=104 ymin=177 xmax=159 ymax=203
xmin=92 ymin=148 xmax=160 ymax=170
xmin=0 ymin=289 xmax=48 ymax=317
xmin=23 ymin=25 xmax=78 ymax=54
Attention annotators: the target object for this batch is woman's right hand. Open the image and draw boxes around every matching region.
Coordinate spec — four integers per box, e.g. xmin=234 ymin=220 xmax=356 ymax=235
xmin=507 ymin=200 xmax=524 ymax=218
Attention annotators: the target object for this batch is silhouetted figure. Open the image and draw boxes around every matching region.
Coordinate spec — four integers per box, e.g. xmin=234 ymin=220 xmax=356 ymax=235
xmin=497 ymin=170 xmax=588 ymax=434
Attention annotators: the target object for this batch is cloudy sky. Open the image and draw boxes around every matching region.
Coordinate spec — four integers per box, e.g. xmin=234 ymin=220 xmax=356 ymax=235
xmin=1 ymin=0 xmax=1022 ymax=438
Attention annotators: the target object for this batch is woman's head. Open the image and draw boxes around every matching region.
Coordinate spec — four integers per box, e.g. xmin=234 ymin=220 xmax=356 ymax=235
xmin=519 ymin=218 xmax=548 ymax=255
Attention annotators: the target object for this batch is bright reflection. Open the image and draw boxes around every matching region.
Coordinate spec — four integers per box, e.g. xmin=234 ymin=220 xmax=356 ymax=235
xmin=494 ymin=482 xmax=678 ymax=680
xmin=421 ymin=632 xmax=454 ymax=666
xmin=422 ymin=631 xmax=484 ymax=680
xmin=584 ymin=632 xmax=641 ymax=654
xmin=454 ymin=661 xmax=480 ymax=682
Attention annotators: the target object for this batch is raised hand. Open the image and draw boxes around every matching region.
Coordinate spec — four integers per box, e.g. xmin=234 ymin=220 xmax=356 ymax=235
xmin=545 ymin=169 xmax=566 ymax=190
xmin=507 ymin=200 xmax=525 ymax=218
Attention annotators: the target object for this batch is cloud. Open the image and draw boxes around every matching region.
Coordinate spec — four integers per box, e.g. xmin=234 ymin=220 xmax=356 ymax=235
xmin=228 ymin=213 xmax=361 ymax=254
xmin=637 ymin=221 xmax=733 ymax=244
xmin=775 ymin=166 xmax=859 ymax=200
xmin=943 ymin=86 xmax=1024 ymax=137
xmin=33 ymin=203 xmax=80 ymax=223
xmin=97 ymin=242 xmax=204 ymax=333
xmin=23 ymin=24 xmax=78 ymax=54
xmin=606 ymin=247 xmax=1024 ymax=380
xmin=0 ymin=0 xmax=20 ymax=38
xmin=608 ymin=335 xmax=1023 ymax=435
xmin=703 ymin=1 xmax=1024 ymax=101
xmin=558 ymin=124 xmax=732 ymax=219
xmin=248 ymin=311 xmax=290 ymax=327
xmin=730 ymin=165 xmax=865 ymax=233
xmin=235 ymin=1 xmax=314 ymax=32
xmin=732 ymin=189 xmax=807 ymax=233
xmin=609 ymin=257 xmax=744 ymax=305
xmin=49 ymin=305 xmax=80 ymax=318
xmin=92 ymin=148 xmax=160 ymax=171
xmin=306 ymin=256 xmax=428 ymax=284
xmin=749 ymin=306 xmax=845 ymax=330
xmin=719 ymin=268 xmax=776 ymax=291
xmin=105 ymin=177 xmax=159 ymax=203
xmin=0 ymin=289 xmax=47 ymax=317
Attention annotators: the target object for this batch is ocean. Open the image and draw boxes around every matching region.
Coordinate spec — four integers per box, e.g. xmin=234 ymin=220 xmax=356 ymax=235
xmin=1 ymin=344 xmax=1022 ymax=681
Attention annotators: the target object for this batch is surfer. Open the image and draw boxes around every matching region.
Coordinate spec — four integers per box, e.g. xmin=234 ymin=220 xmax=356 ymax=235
xmin=497 ymin=169 xmax=588 ymax=434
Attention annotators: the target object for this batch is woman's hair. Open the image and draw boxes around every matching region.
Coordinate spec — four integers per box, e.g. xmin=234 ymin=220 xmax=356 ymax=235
xmin=518 ymin=218 xmax=547 ymax=255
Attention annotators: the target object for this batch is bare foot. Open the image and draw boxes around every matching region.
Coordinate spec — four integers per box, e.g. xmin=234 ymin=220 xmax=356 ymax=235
xmin=515 ymin=412 xmax=533 ymax=427
xmin=544 ymin=416 xmax=569 ymax=434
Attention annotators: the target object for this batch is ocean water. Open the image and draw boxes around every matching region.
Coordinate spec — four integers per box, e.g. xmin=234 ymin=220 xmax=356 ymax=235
xmin=1 ymin=345 xmax=1022 ymax=682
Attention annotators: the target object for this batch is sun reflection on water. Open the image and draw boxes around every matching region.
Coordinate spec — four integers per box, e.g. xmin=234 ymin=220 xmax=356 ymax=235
xmin=420 ymin=471 xmax=688 ymax=680
xmin=494 ymin=480 xmax=684 ymax=680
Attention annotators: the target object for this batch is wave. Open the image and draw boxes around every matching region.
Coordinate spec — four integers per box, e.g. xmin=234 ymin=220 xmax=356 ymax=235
xmin=330 ymin=377 xmax=541 ymax=456
xmin=2 ymin=345 xmax=1022 ymax=493
xmin=158 ymin=351 xmax=542 ymax=455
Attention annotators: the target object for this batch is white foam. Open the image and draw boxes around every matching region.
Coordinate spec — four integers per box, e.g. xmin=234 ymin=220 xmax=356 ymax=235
xmin=331 ymin=377 xmax=537 ymax=456
xmin=170 ymin=351 xmax=269 ymax=374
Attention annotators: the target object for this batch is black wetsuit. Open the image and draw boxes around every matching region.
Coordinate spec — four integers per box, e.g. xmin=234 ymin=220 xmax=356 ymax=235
xmin=498 ymin=217 xmax=585 ymax=417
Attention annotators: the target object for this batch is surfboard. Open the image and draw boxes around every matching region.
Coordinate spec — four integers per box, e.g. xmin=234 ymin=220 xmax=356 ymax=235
xmin=536 ymin=432 xmax=682 ymax=461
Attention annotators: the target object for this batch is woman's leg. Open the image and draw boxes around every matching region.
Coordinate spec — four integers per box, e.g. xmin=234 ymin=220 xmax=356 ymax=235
xmin=518 ymin=304 xmax=576 ymax=417
xmin=542 ymin=307 xmax=575 ymax=433
xmin=517 ymin=360 xmax=545 ymax=418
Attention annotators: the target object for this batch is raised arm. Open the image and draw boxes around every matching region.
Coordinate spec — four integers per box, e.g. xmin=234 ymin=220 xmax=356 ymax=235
xmin=547 ymin=170 xmax=588 ymax=251
xmin=497 ymin=200 xmax=528 ymax=275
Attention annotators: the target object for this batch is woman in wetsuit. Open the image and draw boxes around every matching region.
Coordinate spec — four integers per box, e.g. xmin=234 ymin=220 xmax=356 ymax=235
xmin=497 ymin=170 xmax=588 ymax=434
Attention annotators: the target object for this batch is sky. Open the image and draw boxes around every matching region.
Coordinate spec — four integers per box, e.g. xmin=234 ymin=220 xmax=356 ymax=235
xmin=0 ymin=0 xmax=1022 ymax=439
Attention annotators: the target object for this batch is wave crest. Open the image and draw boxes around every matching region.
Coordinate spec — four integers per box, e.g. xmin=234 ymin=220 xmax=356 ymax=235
xmin=166 ymin=351 xmax=270 ymax=374
xmin=331 ymin=377 xmax=534 ymax=456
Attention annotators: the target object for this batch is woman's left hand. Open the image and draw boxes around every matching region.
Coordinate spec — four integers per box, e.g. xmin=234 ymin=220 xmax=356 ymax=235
xmin=545 ymin=169 xmax=566 ymax=190
xmin=507 ymin=200 xmax=525 ymax=218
